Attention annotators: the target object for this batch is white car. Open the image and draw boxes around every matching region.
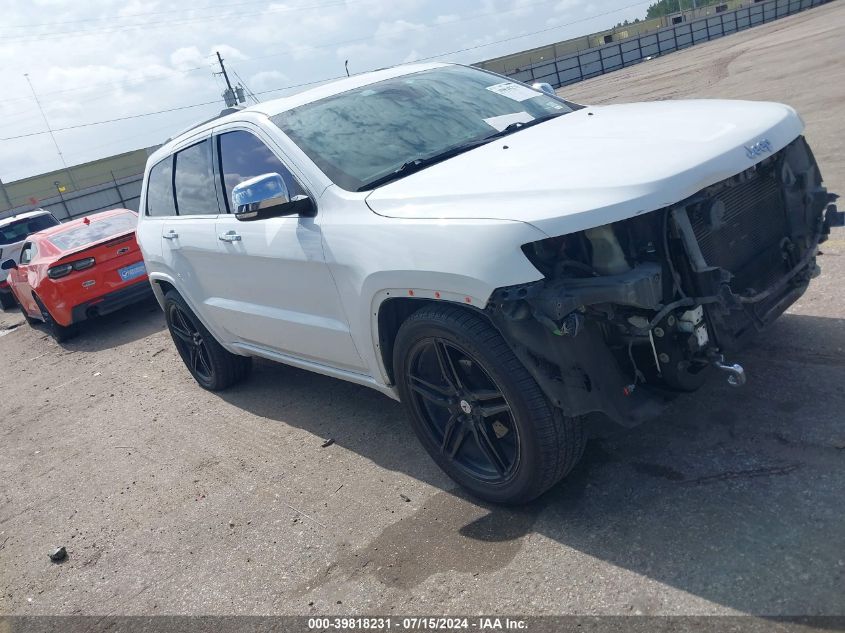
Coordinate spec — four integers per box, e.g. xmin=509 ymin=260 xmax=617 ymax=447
xmin=136 ymin=62 xmax=840 ymax=503
xmin=0 ymin=209 xmax=60 ymax=310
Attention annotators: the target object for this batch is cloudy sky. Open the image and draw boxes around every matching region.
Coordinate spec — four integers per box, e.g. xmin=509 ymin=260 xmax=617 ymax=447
xmin=0 ymin=0 xmax=650 ymax=183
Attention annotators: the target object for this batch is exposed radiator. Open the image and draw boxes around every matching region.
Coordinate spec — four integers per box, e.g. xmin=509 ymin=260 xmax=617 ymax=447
xmin=689 ymin=167 xmax=789 ymax=294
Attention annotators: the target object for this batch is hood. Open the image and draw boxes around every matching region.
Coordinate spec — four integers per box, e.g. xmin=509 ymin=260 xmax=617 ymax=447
xmin=365 ymin=99 xmax=804 ymax=237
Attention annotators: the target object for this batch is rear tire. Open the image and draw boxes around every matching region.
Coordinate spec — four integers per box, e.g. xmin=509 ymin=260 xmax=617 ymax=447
xmin=19 ymin=301 xmax=40 ymax=326
xmin=393 ymin=304 xmax=586 ymax=505
xmin=163 ymin=289 xmax=251 ymax=391
xmin=33 ymin=295 xmax=77 ymax=342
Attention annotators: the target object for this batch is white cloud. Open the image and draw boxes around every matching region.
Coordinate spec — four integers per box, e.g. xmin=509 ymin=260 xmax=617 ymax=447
xmin=248 ymin=70 xmax=289 ymax=92
xmin=555 ymin=0 xmax=586 ymax=10
xmin=0 ymin=0 xmax=654 ymax=182
xmin=210 ymin=44 xmax=246 ymax=62
xmin=170 ymin=46 xmax=204 ymax=71
xmin=374 ymin=19 xmax=426 ymax=41
xmin=117 ymin=0 xmax=160 ymax=18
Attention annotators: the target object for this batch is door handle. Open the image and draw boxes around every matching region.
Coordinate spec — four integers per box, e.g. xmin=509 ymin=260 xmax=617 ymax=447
xmin=163 ymin=230 xmax=178 ymax=240
xmin=218 ymin=231 xmax=242 ymax=242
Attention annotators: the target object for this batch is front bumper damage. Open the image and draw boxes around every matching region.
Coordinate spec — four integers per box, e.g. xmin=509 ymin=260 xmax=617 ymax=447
xmin=488 ymin=136 xmax=841 ymax=427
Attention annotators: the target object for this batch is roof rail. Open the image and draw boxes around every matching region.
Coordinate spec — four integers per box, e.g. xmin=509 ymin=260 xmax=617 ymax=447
xmin=165 ymin=106 xmax=245 ymax=143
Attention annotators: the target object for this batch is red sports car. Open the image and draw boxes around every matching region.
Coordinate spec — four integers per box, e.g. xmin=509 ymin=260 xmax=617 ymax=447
xmin=0 ymin=208 xmax=152 ymax=341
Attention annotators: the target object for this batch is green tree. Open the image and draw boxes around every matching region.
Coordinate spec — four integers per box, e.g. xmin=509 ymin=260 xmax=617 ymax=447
xmin=646 ymin=0 xmax=722 ymax=19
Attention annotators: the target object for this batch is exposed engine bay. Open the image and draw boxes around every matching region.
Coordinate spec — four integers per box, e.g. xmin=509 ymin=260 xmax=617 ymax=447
xmin=488 ymin=136 xmax=843 ymax=426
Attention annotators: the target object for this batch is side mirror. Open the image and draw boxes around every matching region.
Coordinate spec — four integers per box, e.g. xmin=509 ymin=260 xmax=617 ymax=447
xmin=532 ymin=82 xmax=556 ymax=96
xmin=1 ymin=259 xmax=17 ymax=271
xmin=232 ymin=173 xmax=316 ymax=221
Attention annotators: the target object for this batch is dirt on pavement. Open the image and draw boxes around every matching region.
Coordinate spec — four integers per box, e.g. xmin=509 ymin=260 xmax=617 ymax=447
xmin=1 ymin=1 xmax=844 ymax=617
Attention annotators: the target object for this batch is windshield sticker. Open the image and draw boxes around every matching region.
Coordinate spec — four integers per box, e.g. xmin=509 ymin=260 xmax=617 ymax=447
xmin=483 ymin=112 xmax=535 ymax=132
xmin=486 ymin=82 xmax=540 ymax=102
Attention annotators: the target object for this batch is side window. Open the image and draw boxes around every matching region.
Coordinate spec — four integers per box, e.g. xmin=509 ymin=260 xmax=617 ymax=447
xmin=174 ymin=139 xmax=219 ymax=216
xmin=146 ymin=157 xmax=176 ymax=217
xmin=19 ymin=242 xmax=35 ymax=264
xmin=217 ymin=131 xmax=305 ymax=213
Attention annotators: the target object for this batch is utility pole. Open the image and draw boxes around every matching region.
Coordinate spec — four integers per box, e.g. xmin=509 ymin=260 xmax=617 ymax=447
xmin=216 ymin=51 xmax=235 ymax=97
xmin=215 ymin=51 xmax=247 ymax=108
xmin=25 ymin=73 xmax=77 ymax=190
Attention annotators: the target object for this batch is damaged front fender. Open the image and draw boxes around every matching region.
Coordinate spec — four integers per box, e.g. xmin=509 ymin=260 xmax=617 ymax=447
xmin=487 ymin=265 xmax=670 ymax=427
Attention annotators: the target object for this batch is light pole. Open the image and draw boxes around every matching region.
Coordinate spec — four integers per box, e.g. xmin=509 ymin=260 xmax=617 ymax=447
xmin=26 ymin=74 xmax=77 ymax=190
xmin=53 ymin=181 xmax=70 ymax=219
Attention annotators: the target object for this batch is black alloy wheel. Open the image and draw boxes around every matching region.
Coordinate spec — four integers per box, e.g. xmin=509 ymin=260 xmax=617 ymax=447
xmin=405 ymin=337 xmax=521 ymax=484
xmin=394 ymin=304 xmax=586 ymax=504
xmin=168 ymin=302 xmax=214 ymax=385
xmin=163 ymin=289 xmax=251 ymax=391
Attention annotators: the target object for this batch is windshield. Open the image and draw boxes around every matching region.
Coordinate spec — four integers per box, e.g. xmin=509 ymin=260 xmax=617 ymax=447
xmin=0 ymin=214 xmax=58 ymax=246
xmin=271 ymin=65 xmax=577 ymax=191
xmin=48 ymin=213 xmax=136 ymax=251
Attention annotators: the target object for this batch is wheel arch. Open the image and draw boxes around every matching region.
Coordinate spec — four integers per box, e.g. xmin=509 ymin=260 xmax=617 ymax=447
xmin=147 ymin=273 xmax=175 ymax=308
xmin=147 ymin=273 xmax=237 ymax=355
xmin=375 ymin=295 xmax=492 ymax=386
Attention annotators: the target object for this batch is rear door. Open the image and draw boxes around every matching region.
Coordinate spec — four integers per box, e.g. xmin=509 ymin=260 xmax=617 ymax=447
xmin=209 ymin=126 xmax=365 ymax=372
xmin=154 ymin=135 xmax=225 ymax=323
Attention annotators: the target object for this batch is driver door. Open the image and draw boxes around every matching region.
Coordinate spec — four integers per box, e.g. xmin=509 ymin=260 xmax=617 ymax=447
xmin=206 ymin=127 xmax=366 ymax=373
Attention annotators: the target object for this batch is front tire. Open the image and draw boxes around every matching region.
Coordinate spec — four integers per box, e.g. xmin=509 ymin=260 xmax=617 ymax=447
xmin=163 ymin=289 xmax=251 ymax=391
xmin=393 ymin=304 xmax=586 ymax=505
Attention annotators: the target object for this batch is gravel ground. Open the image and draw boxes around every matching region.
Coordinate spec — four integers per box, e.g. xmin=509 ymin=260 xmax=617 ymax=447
xmin=1 ymin=2 xmax=844 ymax=618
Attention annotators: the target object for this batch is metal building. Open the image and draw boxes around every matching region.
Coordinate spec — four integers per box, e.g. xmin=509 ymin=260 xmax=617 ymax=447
xmin=0 ymin=147 xmax=157 ymax=221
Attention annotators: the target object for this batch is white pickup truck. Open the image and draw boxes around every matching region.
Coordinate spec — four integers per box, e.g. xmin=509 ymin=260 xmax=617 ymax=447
xmin=136 ymin=62 xmax=841 ymax=503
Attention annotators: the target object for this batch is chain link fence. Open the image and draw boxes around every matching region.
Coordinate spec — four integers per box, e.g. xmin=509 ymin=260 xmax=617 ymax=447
xmin=496 ymin=0 xmax=831 ymax=87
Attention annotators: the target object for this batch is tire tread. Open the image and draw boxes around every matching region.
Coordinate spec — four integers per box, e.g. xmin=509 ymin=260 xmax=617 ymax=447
xmin=164 ymin=290 xmax=252 ymax=391
xmin=398 ymin=303 xmax=585 ymax=503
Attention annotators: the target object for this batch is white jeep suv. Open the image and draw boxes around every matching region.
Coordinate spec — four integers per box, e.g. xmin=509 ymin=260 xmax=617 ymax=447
xmin=137 ymin=62 xmax=840 ymax=503
xmin=0 ymin=209 xmax=60 ymax=309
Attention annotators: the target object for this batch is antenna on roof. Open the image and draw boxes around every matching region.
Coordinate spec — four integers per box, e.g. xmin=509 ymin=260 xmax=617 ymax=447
xmin=345 ymin=60 xmax=350 ymax=77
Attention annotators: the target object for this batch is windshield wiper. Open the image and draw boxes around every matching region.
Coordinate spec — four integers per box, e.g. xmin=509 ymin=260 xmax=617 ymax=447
xmin=482 ymin=111 xmax=567 ymax=141
xmin=357 ymin=137 xmax=494 ymax=191
xmin=357 ymin=112 xmax=567 ymax=192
